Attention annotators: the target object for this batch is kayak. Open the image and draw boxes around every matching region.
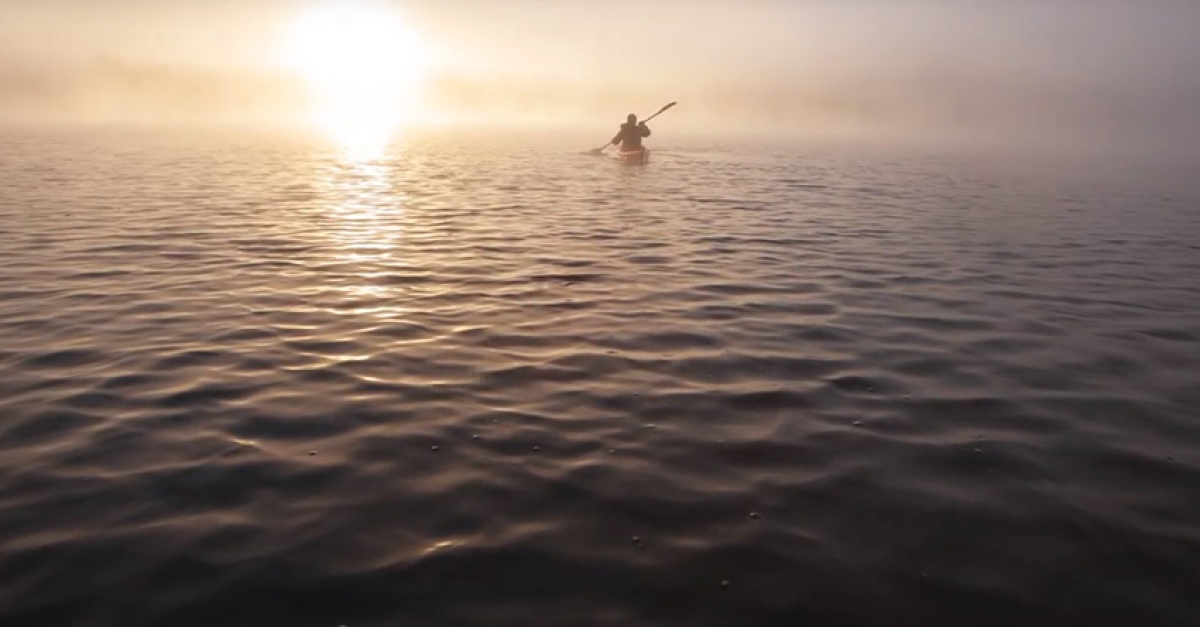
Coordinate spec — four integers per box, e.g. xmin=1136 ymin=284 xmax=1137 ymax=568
xmin=615 ymin=148 xmax=649 ymax=165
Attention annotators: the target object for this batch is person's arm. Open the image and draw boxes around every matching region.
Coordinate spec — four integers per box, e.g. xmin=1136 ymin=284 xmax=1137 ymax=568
xmin=639 ymin=123 xmax=651 ymax=137
xmin=611 ymin=127 xmax=623 ymax=145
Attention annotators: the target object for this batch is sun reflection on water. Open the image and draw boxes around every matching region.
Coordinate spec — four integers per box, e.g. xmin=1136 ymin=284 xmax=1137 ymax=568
xmin=314 ymin=145 xmax=414 ymax=312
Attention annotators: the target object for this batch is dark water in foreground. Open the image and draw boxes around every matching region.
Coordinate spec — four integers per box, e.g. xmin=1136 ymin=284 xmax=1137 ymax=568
xmin=1 ymin=129 xmax=1198 ymax=626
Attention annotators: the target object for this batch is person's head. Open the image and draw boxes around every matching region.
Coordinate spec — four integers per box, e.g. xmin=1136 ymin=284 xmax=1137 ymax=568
xmin=627 ymin=113 xmax=637 ymax=124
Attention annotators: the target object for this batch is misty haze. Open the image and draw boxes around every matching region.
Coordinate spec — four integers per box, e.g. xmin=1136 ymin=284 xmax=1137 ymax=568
xmin=1 ymin=2 xmax=1198 ymax=626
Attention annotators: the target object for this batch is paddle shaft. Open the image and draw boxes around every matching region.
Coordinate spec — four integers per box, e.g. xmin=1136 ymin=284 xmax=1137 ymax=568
xmin=639 ymin=102 xmax=676 ymax=124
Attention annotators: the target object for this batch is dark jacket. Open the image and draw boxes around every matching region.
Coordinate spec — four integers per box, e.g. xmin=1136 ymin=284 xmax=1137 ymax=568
xmin=612 ymin=122 xmax=651 ymax=150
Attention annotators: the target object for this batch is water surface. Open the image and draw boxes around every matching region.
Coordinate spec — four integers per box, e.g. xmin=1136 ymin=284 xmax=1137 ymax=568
xmin=1 ymin=129 xmax=1198 ymax=626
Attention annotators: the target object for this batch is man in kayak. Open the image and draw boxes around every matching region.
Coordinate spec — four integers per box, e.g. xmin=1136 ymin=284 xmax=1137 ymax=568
xmin=611 ymin=113 xmax=651 ymax=151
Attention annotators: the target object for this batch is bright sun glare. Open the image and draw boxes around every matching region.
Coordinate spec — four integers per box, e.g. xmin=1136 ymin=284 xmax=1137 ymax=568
xmin=283 ymin=0 xmax=428 ymax=150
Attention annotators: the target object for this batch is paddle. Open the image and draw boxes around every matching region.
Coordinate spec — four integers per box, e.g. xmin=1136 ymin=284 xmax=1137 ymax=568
xmin=587 ymin=101 xmax=677 ymax=155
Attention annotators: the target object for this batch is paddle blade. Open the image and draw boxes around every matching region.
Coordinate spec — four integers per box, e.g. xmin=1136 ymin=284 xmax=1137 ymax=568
xmin=642 ymin=101 xmax=677 ymax=123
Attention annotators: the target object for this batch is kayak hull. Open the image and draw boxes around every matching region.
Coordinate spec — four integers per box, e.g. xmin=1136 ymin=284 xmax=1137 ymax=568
xmin=615 ymin=148 xmax=649 ymax=165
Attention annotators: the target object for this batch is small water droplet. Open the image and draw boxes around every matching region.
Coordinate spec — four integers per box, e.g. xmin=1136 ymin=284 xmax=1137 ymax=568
xmin=750 ymin=512 xmax=761 ymax=519
xmin=533 ymin=445 xmax=540 ymax=452
xmin=720 ymin=579 xmax=730 ymax=588
xmin=853 ymin=421 xmax=864 ymax=427
xmin=608 ymin=448 xmax=616 ymax=454
xmin=308 ymin=450 xmax=317 ymax=456
xmin=431 ymin=445 xmax=440 ymax=452
xmin=471 ymin=434 xmax=479 ymax=440
xmin=645 ymin=423 xmax=657 ymax=430
xmin=973 ymin=448 xmax=982 ymax=454
xmin=632 ymin=535 xmax=642 ymax=544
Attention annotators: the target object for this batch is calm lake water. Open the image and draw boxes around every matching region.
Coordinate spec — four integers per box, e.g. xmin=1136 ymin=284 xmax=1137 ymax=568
xmin=1 ymin=128 xmax=1198 ymax=626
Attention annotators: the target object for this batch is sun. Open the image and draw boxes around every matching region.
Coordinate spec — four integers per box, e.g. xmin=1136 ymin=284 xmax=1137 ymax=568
xmin=282 ymin=0 xmax=428 ymax=150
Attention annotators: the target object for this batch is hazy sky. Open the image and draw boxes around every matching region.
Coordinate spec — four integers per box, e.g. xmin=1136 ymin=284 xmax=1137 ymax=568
xmin=1 ymin=0 xmax=1198 ymax=157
